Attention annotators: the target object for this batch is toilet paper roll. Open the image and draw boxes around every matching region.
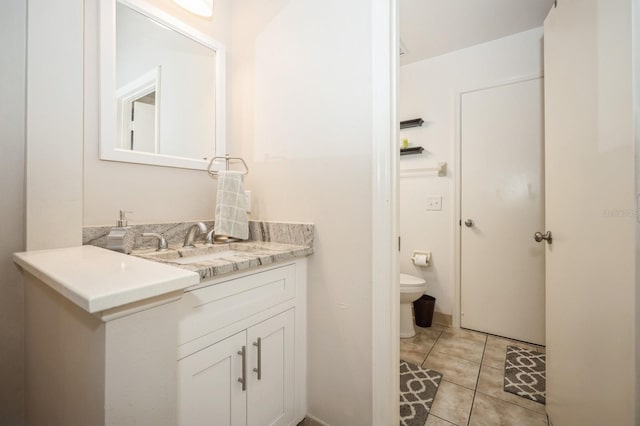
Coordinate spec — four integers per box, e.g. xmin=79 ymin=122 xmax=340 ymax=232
xmin=413 ymin=254 xmax=429 ymax=267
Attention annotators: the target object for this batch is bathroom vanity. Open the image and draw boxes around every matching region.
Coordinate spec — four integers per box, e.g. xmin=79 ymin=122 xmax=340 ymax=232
xmin=176 ymin=258 xmax=306 ymax=426
xmin=14 ymin=236 xmax=310 ymax=426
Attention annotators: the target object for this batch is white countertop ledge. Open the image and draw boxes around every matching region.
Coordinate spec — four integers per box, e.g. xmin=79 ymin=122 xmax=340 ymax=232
xmin=13 ymin=245 xmax=199 ymax=314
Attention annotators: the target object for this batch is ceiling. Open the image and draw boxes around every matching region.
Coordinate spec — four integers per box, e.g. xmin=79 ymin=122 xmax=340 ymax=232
xmin=400 ymin=0 xmax=556 ymax=65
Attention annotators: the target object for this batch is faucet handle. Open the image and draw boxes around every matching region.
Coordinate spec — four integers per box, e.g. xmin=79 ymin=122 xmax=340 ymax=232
xmin=205 ymin=228 xmax=215 ymax=245
xmin=142 ymin=233 xmax=169 ymax=251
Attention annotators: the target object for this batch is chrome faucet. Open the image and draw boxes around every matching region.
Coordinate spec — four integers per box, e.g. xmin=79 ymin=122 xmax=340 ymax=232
xmin=183 ymin=222 xmax=208 ymax=248
xmin=142 ymin=233 xmax=169 ymax=251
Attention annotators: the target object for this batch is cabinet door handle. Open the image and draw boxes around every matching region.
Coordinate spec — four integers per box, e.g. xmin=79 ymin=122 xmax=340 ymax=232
xmin=252 ymin=338 xmax=262 ymax=380
xmin=237 ymin=346 xmax=246 ymax=391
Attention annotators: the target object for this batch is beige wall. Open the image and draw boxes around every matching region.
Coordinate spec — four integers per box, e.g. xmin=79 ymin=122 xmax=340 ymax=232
xmin=83 ymin=0 xmax=233 ymax=226
xmin=0 ymin=1 xmax=26 ymax=423
xmin=231 ymin=1 xmax=374 ymax=424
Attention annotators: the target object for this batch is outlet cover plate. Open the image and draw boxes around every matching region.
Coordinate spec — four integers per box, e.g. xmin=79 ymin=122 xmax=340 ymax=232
xmin=426 ymin=195 xmax=442 ymax=211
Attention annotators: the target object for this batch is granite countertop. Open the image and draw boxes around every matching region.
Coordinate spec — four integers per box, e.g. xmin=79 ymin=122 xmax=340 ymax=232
xmin=13 ymin=223 xmax=313 ymax=314
xmin=131 ymin=240 xmax=312 ymax=282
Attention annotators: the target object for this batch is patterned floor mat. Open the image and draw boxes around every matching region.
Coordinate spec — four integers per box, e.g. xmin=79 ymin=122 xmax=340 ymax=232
xmin=400 ymin=360 xmax=443 ymax=426
xmin=504 ymin=345 xmax=546 ymax=404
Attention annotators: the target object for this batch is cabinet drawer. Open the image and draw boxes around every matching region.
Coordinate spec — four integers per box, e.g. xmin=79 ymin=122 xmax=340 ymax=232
xmin=178 ymin=263 xmax=296 ymax=345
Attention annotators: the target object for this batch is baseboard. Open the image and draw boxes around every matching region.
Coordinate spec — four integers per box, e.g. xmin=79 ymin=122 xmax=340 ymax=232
xmin=301 ymin=414 xmax=331 ymax=426
xmin=433 ymin=312 xmax=452 ymax=327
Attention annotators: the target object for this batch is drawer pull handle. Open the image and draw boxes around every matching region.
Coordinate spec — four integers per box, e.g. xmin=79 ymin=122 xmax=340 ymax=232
xmin=237 ymin=346 xmax=246 ymax=391
xmin=252 ymin=338 xmax=262 ymax=380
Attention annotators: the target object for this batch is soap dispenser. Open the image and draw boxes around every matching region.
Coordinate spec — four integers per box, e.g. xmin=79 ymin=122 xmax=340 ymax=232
xmin=106 ymin=210 xmax=135 ymax=254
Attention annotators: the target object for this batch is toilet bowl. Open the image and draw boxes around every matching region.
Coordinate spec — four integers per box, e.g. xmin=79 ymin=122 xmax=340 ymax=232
xmin=400 ymin=273 xmax=427 ymax=338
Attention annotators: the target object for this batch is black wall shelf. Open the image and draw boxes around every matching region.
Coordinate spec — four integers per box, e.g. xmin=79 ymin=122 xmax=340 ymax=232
xmin=400 ymin=118 xmax=424 ymax=129
xmin=400 ymin=146 xmax=424 ymax=156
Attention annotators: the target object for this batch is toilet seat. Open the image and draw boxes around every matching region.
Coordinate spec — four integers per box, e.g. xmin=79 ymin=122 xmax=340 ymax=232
xmin=400 ymin=273 xmax=425 ymax=286
xmin=399 ymin=273 xmax=428 ymax=338
xmin=400 ymin=273 xmax=426 ymax=292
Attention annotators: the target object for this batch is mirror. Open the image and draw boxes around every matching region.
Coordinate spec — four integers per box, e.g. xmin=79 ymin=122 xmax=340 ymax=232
xmin=100 ymin=0 xmax=226 ymax=170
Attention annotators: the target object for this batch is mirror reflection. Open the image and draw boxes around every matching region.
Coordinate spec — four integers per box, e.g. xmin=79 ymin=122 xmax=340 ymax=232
xmin=115 ymin=2 xmax=217 ymax=161
xmin=128 ymin=91 xmax=156 ymax=153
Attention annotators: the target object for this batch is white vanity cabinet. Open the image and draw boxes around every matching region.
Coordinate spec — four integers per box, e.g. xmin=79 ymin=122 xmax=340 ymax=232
xmin=246 ymin=309 xmax=295 ymax=426
xmin=178 ymin=310 xmax=295 ymax=426
xmin=177 ymin=260 xmax=306 ymax=426
xmin=14 ymin=245 xmax=308 ymax=426
xmin=178 ymin=331 xmax=248 ymax=426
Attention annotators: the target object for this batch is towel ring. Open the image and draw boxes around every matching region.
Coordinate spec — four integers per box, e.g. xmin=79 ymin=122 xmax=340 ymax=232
xmin=207 ymin=155 xmax=249 ymax=179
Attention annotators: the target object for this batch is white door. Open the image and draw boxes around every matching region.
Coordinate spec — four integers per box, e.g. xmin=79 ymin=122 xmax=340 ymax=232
xmin=130 ymin=100 xmax=156 ymax=153
xmin=460 ymin=78 xmax=545 ymax=345
xmin=247 ymin=310 xmax=295 ymax=426
xmin=544 ymin=1 xmax=636 ymax=424
xmin=178 ymin=332 xmax=247 ymax=426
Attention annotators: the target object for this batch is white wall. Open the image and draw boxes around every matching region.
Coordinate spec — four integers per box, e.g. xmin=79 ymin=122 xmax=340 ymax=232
xmin=231 ymin=0 xmax=374 ymax=424
xmin=83 ymin=0 xmax=232 ymax=226
xmin=0 ymin=1 xmax=26 ymax=423
xmin=26 ymin=0 xmax=84 ymax=250
xmin=398 ymin=28 xmax=544 ymax=316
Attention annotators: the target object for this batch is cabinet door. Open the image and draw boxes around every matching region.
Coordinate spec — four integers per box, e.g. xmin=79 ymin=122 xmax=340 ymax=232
xmin=178 ymin=331 xmax=247 ymax=426
xmin=247 ymin=309 xmax=295 ymax=426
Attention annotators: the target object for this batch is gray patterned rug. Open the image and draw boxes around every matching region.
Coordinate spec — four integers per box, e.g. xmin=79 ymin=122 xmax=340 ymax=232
xmin=400 ymin=360 xmax=443 ymax=426
xmin=504 ymin=345 xmax=546 ymax=404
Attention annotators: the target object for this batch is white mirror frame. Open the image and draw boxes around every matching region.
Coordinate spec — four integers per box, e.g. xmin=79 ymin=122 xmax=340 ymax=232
xmin=99 ymin=0 xmax=226 ymax=170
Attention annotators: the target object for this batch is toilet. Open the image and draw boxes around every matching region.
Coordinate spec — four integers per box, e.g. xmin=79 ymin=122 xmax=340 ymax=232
xmin=400 ymin=273 xmax=428 ymax=338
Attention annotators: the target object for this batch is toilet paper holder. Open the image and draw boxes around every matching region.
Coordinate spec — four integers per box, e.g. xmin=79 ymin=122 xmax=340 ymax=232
xmin=411 ymin=250 xmax=431 ymax=267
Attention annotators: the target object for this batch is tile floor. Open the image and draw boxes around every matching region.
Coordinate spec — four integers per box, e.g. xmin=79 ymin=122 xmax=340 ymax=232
xmin=401 ymin=324 xmax=548 ymax=426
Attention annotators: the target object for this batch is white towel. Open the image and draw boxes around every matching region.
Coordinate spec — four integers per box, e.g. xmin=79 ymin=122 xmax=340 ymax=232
xmin=213 ymin=171 xmax=249 ymax=240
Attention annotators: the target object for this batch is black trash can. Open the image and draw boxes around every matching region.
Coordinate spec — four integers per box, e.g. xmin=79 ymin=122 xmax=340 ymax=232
xmin=413 ymin=295 xmax=436 ymax=327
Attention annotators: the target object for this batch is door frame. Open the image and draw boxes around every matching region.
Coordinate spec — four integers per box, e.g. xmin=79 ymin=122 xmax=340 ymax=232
xmin=371 ymin=0 xmax=399 ymax=425
xmin=452 ymin=73 xmax=544 ymax=329
xmin=632 ymin=0 xmax=639 ymax=422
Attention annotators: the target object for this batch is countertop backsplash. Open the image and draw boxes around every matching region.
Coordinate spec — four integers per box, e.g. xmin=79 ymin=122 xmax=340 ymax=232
xmin=83 ymin=220 xmax=314 ymax=250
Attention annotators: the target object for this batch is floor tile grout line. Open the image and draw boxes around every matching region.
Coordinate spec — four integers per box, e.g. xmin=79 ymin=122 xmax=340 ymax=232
xmin=420 ymin=327 xmax=444 ymax=366
xmin=426 ymin=328 xmax=444 ymax=359
xmin=484 ymin=331 xmax=546 ymax=353
xmin=466 ymin=335 xmax=488 ymax=426
xmin=429 ymin=414 xmax=454 ymax=425
xmin=476 ymin=335 xmax=489 ymax=391
xmin=420 ymin=327 xmax=447 ymax=424
xmin=473 ymin=389 xmax=546 ymax=416
xmin=430 ymin=379 xmax=467 ymax=426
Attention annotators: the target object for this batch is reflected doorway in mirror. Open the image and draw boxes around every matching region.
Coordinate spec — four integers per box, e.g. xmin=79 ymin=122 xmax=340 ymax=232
xmin=116 ymin=66 xmax=160 ymax=154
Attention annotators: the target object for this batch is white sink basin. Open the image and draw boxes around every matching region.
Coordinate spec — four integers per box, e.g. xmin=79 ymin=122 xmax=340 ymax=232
xmin=171 ymin=250 xmax=247 ymax=265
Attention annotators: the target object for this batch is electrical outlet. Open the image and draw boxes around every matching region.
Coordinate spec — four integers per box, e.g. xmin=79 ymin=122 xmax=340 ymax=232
xmin=426 ymin=195 xmax=442 ymax=211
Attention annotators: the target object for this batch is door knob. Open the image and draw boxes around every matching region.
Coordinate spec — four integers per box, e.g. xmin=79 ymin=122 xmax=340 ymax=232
xmin=464 ymin=219 xmax=474 ymax=227
xmin=534 ymin=231 xmax=552 ymax=244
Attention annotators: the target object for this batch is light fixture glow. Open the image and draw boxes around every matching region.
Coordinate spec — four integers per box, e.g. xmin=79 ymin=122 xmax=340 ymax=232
xmin=173 ymin=0 xmax=213 ymax=17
